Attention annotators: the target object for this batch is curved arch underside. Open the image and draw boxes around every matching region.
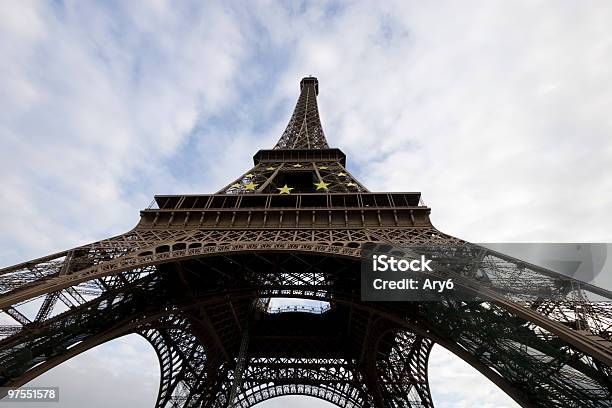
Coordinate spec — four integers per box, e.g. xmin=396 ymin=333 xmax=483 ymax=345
xmin=0 ymin=250 xmax=611 ymax=408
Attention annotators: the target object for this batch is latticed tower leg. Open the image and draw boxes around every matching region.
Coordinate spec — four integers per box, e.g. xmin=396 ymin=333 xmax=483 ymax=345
xmin=141 ymin=316 xmax=216 ymax=408
xmin=374 ymin=332 xmax=434 ymax=407
xmin=359 ymin=317 xmax=434 ymax=408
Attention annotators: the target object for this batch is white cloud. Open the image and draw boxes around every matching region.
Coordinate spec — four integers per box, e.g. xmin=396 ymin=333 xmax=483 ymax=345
xmin=253 ymin=0 xmax=612 ymax=242
xmin=0 ymin=1 xmax=247 ymax=262
xmin=23 ymin=334 xmax=159 ymax=408
xmin=429 ymin=345 xmax=519 ymax=408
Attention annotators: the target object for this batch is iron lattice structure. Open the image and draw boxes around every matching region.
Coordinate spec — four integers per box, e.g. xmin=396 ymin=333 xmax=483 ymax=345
xmin=1 ymin=77 xmax=611 ymax=408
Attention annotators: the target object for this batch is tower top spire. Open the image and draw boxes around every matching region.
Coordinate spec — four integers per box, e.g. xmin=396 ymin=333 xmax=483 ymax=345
xmin=300 ymin=76 xmax=319 ymax=95
xmin=273 ymin=76 xmax=329 ymax=150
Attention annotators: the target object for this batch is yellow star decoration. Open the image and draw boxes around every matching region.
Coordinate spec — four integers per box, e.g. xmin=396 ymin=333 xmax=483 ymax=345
xmin=318 ymin=166 xmax=329 ymax=170
xmin=266 ymin=166 xmax=275 ymax=171
xmin=244 ymin=173 xmax=254 ymax=178
xmin=314 ymin=180 xmax=329 ymax=190
xmin=244 ymin=182 xmax=258 ymax=191
xmin=337 ymin=172 xmax=348 ymax=177
xmin=231 ymin=183 xmax=241 ymax=188
xmin=277 ymin=184 xmax=293 ymax=195
xmin=346 ymin=182 xmax=357 ymax=187
xmin=292 ymin=163 xmax=303 ymax=168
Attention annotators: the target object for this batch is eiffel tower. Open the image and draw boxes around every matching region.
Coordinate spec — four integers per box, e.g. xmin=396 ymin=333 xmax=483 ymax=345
xmin=1 ymin=77 xmax=611 ymax=408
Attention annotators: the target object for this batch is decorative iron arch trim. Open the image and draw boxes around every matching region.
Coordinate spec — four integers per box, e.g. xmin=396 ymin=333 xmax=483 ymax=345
xmin=0 ymin=242 xmax=362 ymax=309
xmin=2 ymin=244 xmax=611 ymax=372
xmin=234 ymin=385 xmax=362 ymax=408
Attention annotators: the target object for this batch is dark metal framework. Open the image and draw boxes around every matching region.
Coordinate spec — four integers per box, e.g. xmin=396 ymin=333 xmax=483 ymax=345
xmin=0 ymin=77 xmax=611 ymax=407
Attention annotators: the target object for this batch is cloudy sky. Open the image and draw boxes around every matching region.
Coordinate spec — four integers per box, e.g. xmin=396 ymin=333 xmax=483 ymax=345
xmin=1 ymin=0 xmax=611 ymax=407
